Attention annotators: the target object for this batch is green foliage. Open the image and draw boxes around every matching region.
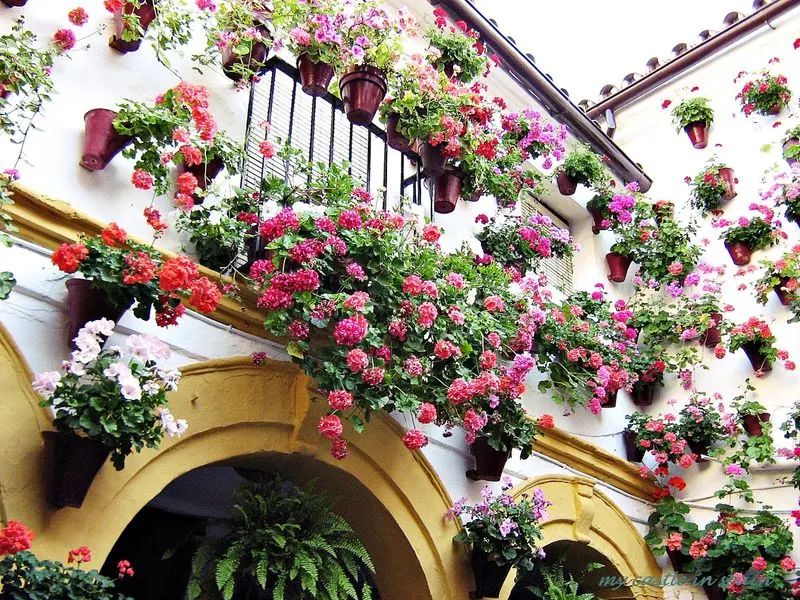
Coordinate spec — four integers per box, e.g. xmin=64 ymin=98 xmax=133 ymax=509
xmin=737 ymin=71 xmax=792 ymax=116
xmin=116 ymin=0 xmax=202 ymax=68
xmin=561 ymin=147 xmax=607 ymax=188
xmin=720 ymin=216 xmax=778 ymax=251
xmin=644 ymin=497 xmax=699 ymax=557
xmin=676 ymin=393 xmax=724 ymax=450
xmin=426 ymin=22 xmax=488 ymax=84
xmin=189 ymin=478 xmax=375 ymax=600
xmin=0 ymin=551 xmax=133 ymax=600
xmin=782 ymin=125 xmax=800 ymax=160
xmin=689 ymin=161 xmax=731 ymax=214
xmin=527 ymin=561 xmax=600 ymax=600
xmin=633 ymin=216 xmax=700 ymax=286
xmin=671 ymin=97 xmax=714 ymax=130
xmin=0 ymin=175 xmax=17 ymax=300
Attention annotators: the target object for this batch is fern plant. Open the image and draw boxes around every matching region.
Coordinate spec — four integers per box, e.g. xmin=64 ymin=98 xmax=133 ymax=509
xmin=188 ymin=478 xmax=375 ymax=600
xmin=527 ymin=561 xmax=600 ymax=600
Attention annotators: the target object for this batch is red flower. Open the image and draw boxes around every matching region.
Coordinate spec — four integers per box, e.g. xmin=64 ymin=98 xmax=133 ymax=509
xmin=402 ymin=429 xmax=428 ymax=450
xmin=332 ymin=314 xmax=369 ymax=347
xmin=794 ymin=38 xmax=800 ymax=50
xmin=318 ymin=415 xmax=343 ymax=440
xmin=483 ymin=295 xmax=505 ymax=312
xmin=328 ymin=390 xmax=353 ymax=411
xmin=104 ymin=0 xmax=123 ymax=12
xmin=422 ymin=224 xmax=441 ymax=243
xmin=179 ymin=145 xmax=203 ymax=166
xmin=68 ymin=7 xmax=89 ymax=26
xmin=144 ymin=207 xmax=169 ymax=233
xmin=188 ymin=277 xmax=221 ymax=313
xmin=67 ymin=546 xmax=92 ymax=564
xmin=361 ymin=367 xmax=385 ymax=386
xmin=667 ymin=476 xmax=686 ymax=491
xmin=454 ymin=20 xmax=469 ymax=32
xmin=177 ymin=172 xmax=198 ymax=195
xmin=131 ymin=169 xmax=154 ymax=190
xmin=538 ymin=414 xmax=555 ymax=429
xmin=52 ymin=242 xmax=88 ymax=273
xmin=690 ymin=86 xmax=699 ymax=92
xmin=158 ymin=256 xmax=199 ymax=292
xmin=101 ymin=223 xmax=127 ymax=247
xmin=154 ymin=297 xmax=185 ymax=327
xmin=53 ymin=29 xmax=77 ymax=51
xmin=330 ymin=437 xmax=350 ymax=460
xmin=0 ymin=520 xmax=35 ymax=556
xmin=117 ymin=559 xmax=135 ymax=578
xmin=123 ymin=251 xmax=157 ymax=285
xmin=259 ymin=139 xmax=277 ymax=159
xmin=418 ymin=403 xmax=437 ymax=424
xmin=661 ymin=99 xmax=672 ymax=109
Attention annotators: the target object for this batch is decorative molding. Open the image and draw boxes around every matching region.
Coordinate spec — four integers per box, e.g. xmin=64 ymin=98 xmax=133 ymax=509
xmin=5 ymin=186 xmax=655 ymax=502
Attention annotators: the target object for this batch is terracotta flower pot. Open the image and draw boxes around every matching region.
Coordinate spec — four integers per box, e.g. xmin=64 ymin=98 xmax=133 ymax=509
xmin=385 ymin=113 xmax=412 ymax=153
xmin=469 ymin=188 xmax=484 ymax=202
xmin=471 ymin=549 xmax=512 ymax=599
xmin=623 ymin=429 xmax=645 ymax=463
xmin=222 ymin=24 xmax=271 ymax=82
xmin=704 ymin=585 xmax=725 ymax=600
xmin=177 ymin=157 xmax=225 ymax=204
xmin=666 ymin=548 xmax=690 ymax=573
xmin=43 ymin=431 xmax=109 ymax=509
xmin=783 ymin=138 xmax=799 ymax=167
xmin=688 ymin=439 xmax=710 ymax=462
xmin=466 ymin=437 xmax=510 ymax=482
xmin=741 ymin=342 xmax=772 ymax=373
xmin=632 ymin=381 xmax=655 ymax=407
xmin=742 ymin=413 xmax=770 ymax=437
xmin=684 ymin=121 xmax=709 ymax=149
xmin=703 ymin=313 xmax=722 ymax=348
xmin=433 ymin=166 xmax=462 ymax=214
xmin=419 ymin=142 xmax=447 ymax=177
xmin=556 ymin=170 xmax=577 ymax=196
xmin=718 ymin=167 xmax=737 ymax=200
xmin=768 ymin=103 xmax=782 ymax=116
xmin=775 ymin=276 xmax=794 ymax=306
xmin=108 ymin=0 xmax=156 ymax=53
xmin=297 ymin=53 xmax=334 ymax=97
xmin=80 ymin=109 xmax=133 ymax=172
xmin=339 ymin=65 xmax=387 ymax=126
xmin=65 ymin=279 xmax=130 ymax=348
xmin=604 ymin=390 xmax=617 ymax=408
xmin=588 ymin=207 xmax=608 ymax=234
xmin=606 ymin=252 xmax=632 ymax=283
xmin=724 ymin=241 xmax=752 ymax=266
xmin=1 ymin=0 xmax=28 ymax=6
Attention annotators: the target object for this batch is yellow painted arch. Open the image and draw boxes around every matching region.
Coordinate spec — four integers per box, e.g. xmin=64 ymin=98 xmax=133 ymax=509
xmin=0 ymin=333 xmax=471 ymax=600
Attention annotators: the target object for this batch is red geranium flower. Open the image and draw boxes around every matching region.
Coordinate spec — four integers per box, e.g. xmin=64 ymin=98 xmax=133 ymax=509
xmin=661 ymin=99 xmax=672 ymax=109
xmin=52 ymin=242 xmax=88 ymax=273
xmin=101 ymin=223 xmax=127 ymax=247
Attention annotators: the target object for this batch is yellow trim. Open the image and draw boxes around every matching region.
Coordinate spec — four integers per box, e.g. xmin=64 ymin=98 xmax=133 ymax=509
xmin=5 ymin=185 xmax=655 ymax=501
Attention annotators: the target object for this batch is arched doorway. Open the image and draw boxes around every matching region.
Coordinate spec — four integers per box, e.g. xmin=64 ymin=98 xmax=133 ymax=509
xmin=498 ymin=476 xmax=665 ymax=600
xmin=0 ymin=345 xmax=472 ymax=600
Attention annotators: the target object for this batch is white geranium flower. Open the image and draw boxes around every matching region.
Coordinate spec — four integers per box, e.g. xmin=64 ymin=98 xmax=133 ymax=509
xmin=466 ymin=288 xmax=477 ymax=305
xmin=126 ymin=334 xmax=170 ymax=363
xmin=32 ymin=371 xmax=61 ymax=399
xmin=208 ymin=210 xmax=223 ymax=226
xmin=83 ymin=318 xmax=115 ymax=337
xmin=159 ymin=408 xmax=188 ymax=437
xmin=263 ymin=199 xmax=280 ymax=219
xmin=119 ymin=377 xmax=142 ymax=401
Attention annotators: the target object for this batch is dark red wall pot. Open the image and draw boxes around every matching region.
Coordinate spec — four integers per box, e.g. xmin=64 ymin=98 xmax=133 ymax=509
xmin=419 ymin=142 xmax=446 ymax=177
xmin=742 ymin=412 xmax=770 ymax=437
xmin=606 ymin=252 xmax=632 ymax=283
xmin=704 ymin=585 xmax=725 ymax=600
xmin=588 ymin=207 xmax=608 ymax=234
xmin=466 ymin=436 xmax=510 ymax=482
xmin=109 ymin=0 xmax=156 ymax=53
xmin=556 ymin=170 xmax=577 ymax=195
xmin=666 ymin=549 xmax=690 ymax=573
xmin=775 ymin=277 xmax=794 ymax=306
xmin=742 ymin=342 xmax=772 ymax=373
xmin=703 ymin=313 xmax=722 ymax=348
xmin=433 ymin=167 xmax=462 ymax=214
xmin=297 ymin=53 xmax=334 ymax=97
xmin=623 ymin=429 xmax=645 ymax=462
xmin=632 ymin=382 xmax=655 ymax=406
xmin=688 ymin=439 xmax=710 ymax=462
xmin=604 ymin=390 xmax=617 ymax=408
xmin=471 ymin=550 xmax=512 ymax=599
xmin=718 ymin=167 xmax=737 ymax=200
xmin=724 ymin=241 xmax=751 ymax=266
xmin=684 ymin=121 xmax=709 ymax=149
xmin=222 ymin=25 xmax=271 ymax=82
xmin=43 ymin=431 xmax=110 ymax=509
xmin=784 ymin=138 xmax=799 ymax=167
xmin=339 ymin=65 xmax=387 ymax=126
xmin=65 ymin=279 xmax=130 ymax=348
xmin=80 ymin=109 xmax=133 ymax=172
xmin=1 ymin=0 xmax=28 ymax=6
xmin=385 ymin=113 xmax=412 ymax=153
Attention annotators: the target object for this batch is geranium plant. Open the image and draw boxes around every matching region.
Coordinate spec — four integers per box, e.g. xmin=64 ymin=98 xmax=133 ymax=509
xmin=449 ymin=479 xmax=549 ymax=576
xmin=727 ymin=318 xmax=791 ymax=373
xmin=719 ymin=216 xmax=780 ymax=257
xmin=624 ymin=412 xmax=695 ymax=477
xmin=335 ymin=0 xmax=404 ymax=72
xmin=271 ymin=0 xmax=348 ymax=68
xmin=688 ymin=161 xmax=734 ymax=214
xmin=677 ymin=393 xmax=724 ymax=457
xmin=644 ymin=497 xmax=700 ymax=566
xmin=427 ymin=8 xmax=489 ymax=83
xmin=735 ymin=67 xmax=792 ymax=116
xmin=0 ymin=520 xmax=133 ymax=599
xmin=671 ymin=96 xmax=714 ymax=131
xmin=560 ymin=146 xmax=606 ymax=188
xmin=755 ymin=246 xmax=800 ymax=321
xmin=52 ymin=224 xmax=222 ymax=326
xmin=33 ymin=320 xmax=186 ymax=470
xmin=633 ymin=215 xmax=700 ymax=286
xmin=783 ymin=125 xmax=800 ymax=163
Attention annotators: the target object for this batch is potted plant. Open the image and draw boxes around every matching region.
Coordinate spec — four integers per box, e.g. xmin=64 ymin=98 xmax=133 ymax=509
xmin=271 ymin=0 xmax=345 ymax=96
xmin=0 ymin=521 xmax=133 ymax=598
xmin=782 ymin=125 xmax=800 ymax=166
xmin=526 ymin=561 xmax=602 ymax=599
xmin=633 ymin=216 xmax=700 ymax=286
xmin=624 ymin=412 xmax=693 ymax=469
xmin=106 ymin=0 xmax=204 ymax=59
xmin=774 ymin=165 xmax=800 ymax=227
xmin=585 ymin=187 xmax=614 ymax=233
xmin=728 ymin=318 xmax=783 ymax=374
xmin=606 ymin=227 xmax=637 ymax=283
xmin=629 ymin=349 xmax=668 ymax=407
xmin=671 ymin=96 xmax=714 ymax=149
xmin=427 ymin=8 xmax=488 ymax=83
xmin=688 ymin=161 xmax=736 ymax=214
xmin=719 ymin=216 xmax=780 ymax=266
xmin=755 ymin=248 xmax=800 ymax=314
xmin=335 ymin=0 xmax=403 ymax=125
xmin=736 ymin=68 xmax=792 ymax=116
xmin=644 ymin=497 xmax=700 ymax=573
xmin=450 ymin=478 xmax=549 ymax=598
xmin=189 ymin=478 xmax=375 ymax=600
xmin=677 ymin=394 xmax=724 ymax=460
xmin=33 ymin=320 xmax=185 ymax=507
xmin=556 ymin=146 xmax=606 ymax=196
xmin=51 ymin=224 xmax=222 ymax=338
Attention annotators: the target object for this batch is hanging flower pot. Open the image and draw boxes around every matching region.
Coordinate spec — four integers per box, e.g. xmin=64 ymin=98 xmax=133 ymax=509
xmin=783 ymin=138 xmax=799 ymax=167
xmin=471 ymin=549 xmax=512 ymax=599
xmin=297 ymin=53 xmax=335 ymax=97
xmin=466 ymin=436 xmax=510 ymax=482
xmin=774 ymin=277 xmax=794 ymax=306
xmin=177 ymin=157 xmax=225 ymax=204
xmin=419 ymin=142 xmax=447 ymax=177
xmin=108 ymin=0 xmax=157 ymax=54
xmin=556 ymin=170 xmax=577 ymax=196
xmin=221 ymin=24 xmax=271 ymax=82
xmin=741 ymin=341 xmax=772 ymax=373
xmin=603 ymin=390 xmax=617 ymax=408
xmin=385 ymin=113 xmax=412 ymax=153
xmin=433 ymin=166 xmax=462 ymax=214
xmin=703 ymin=313 xmax=722 ymax=348
xmin=666 ymin=549 xmax=690 ymax=573
xmin=703 ymin=585 xmax=725 ymax=600
xmin=338 ymin=65 xmax=387 ymax=126
xmin=1 ymin=0 xmax=28 ymax=6
xmin=683 ymin=121 xmax=709 ymax=149
xmin=631 ymin=381 xmax=655 ymax=407
xmin=742 ymin=412 xmax=771 ymax=437
xmin=718 ymin=167 xmax=737 ymax=200
xmin=688 ymin=439 xmax=709 ymax=462
xmin=724 ymin=241 xmax=752 ymax=266
xmin=606 ymin=252 xmax=632 ymax=283
xmin=768 ymin=104 xmax=782 ymax=116
xmin=80 ymin=109 xmax=133 ymax=172
xmin=43 ymin=431 xmax=109 ymax=509
xmin=588 ymin=208 xmax=608 ymax=234
xmin=623 ymin=429 xmax=644 ymax=463
xmin=65 ymin=279 xmax=131 ymax=348
xmin=469 ymin=188 xmax=484 ymax=202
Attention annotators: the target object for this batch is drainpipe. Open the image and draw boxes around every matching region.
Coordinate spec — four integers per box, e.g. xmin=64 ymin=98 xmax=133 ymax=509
xmin=429 ymin=0 xmax=653 ymax=192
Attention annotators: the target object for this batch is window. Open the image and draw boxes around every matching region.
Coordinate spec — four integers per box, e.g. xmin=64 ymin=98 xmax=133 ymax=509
xmin=521 ymin=195 xmax=574 ymax=294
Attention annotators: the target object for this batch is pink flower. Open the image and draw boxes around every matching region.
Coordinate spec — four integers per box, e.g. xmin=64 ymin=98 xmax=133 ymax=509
xmin=68 ymin=7 xmax=89 ymax=26
xmin=402 ymin=429 xmax=428 ymax=450
xmin=404 ymin=356 xmax=424 ymax=377
xmin=417 ymin=302 xmax=438 ymax=328
xmin=447 ymin=306 xmax=465 ymax=325
xmin=346 ymin=349 xmax=369 ymax=373
xmin=422 ymin=224 xmax=441 ymax=243
xmin=418 ymin=403 xmax=437 ymax=424
xmin=332 ymin=315 xmax=369 ymax=347
xmin=131 ymin=169 xmax=154 ymax=190
xmin=463 ymin=409 xmax=487 ymax=433
xmin=782 ymin=556 xmax=797 ymax=572
xmin=661 ymin=99 xmax=672 ymax=109
xmin=330 ymin=437 xmax=350 ymax=460
xmin=752 ymin=557 xmax=767 ymax=571
xmin=725 ymin=463 xmax=745 ymax=476
xmin=53 ymin=29 xmax=77 ymax=51
xmin=666 ymin=533 xmax=683 ymax=551
xmin=328 ymin=390 xmax=353 ymax=411
xmin=361 ymin=367 xmax=384 ymax=386
xmin=258 ymin=140 xmax=277 ymax=159
xmin=483 ymin=295 xmax=505 ymax=312
xmin=667 ymin=262 xmax=683 ymax=275
xmin=318 ymin=415 xmax=343 ymax=440
xmin=479 ymin=351 xmax=497 ymax=370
